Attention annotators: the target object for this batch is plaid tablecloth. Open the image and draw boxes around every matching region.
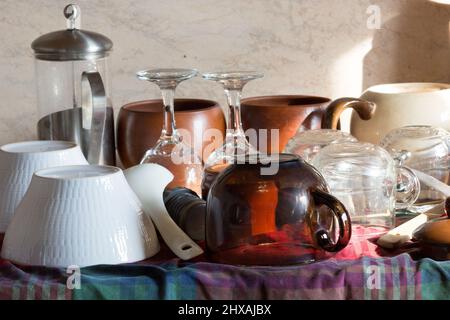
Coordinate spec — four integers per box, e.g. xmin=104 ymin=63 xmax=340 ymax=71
xmin=1 ymin=231 xmax=450 ymax=300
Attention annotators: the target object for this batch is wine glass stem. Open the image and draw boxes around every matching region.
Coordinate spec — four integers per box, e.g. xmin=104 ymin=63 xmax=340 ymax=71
xmin=160 ymin=88 xmax=177 ymax=141
xmin=225 ymin=89 xmax=245 ymax=140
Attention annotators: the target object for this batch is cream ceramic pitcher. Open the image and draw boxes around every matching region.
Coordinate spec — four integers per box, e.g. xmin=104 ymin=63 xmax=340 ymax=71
xmin=326 ymin=83 xmax=450 ymax=144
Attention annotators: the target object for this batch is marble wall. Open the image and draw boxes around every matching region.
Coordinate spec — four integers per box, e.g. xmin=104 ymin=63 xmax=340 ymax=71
xmin=0 ymin=0 xmax=449 ymax=144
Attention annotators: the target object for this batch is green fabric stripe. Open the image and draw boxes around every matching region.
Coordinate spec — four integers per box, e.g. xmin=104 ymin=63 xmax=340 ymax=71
xmin=26 ymin=275 xmax=35 ymax=300
xmin=12 ymin=285 xmax=20 ymax=300
xmin=420 ymin=258 xmax=450 ymax=300
xmin=57 ymin=283 xmax=67 ymax=300
xmin=41 ymin=282 xmax=51 ymax=300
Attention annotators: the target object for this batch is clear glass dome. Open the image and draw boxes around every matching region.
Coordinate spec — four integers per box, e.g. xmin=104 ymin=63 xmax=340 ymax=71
xmin=284 ymin=129 xmax=357 ymax=162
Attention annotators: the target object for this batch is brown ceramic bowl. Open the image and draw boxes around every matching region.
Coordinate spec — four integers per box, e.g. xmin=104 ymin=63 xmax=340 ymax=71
xmin=241 ymin=95 xmax=330 ymax=153
xmin=117 ymin=99 xmax=226 ymax=168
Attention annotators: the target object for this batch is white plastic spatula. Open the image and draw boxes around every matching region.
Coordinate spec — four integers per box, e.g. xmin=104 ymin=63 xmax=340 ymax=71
xmin=377 ymin=210 xmax=433 ymax=249
xmin=124 ymin=164 xmax=203 ymax=260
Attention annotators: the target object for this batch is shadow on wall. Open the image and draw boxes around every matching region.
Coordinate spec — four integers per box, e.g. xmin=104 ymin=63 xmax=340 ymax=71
xmin=363 ymin=0 xmax=450 ymax=89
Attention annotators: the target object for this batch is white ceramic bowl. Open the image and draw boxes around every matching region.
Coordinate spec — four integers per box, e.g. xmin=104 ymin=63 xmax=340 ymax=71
xmin=0 ymin=140 xmax=88 ymax=232
xmin=1 ymin=165 xmax=160 ymax=267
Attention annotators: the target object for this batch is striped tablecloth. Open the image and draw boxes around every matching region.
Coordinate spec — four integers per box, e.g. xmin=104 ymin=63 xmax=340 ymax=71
xmin=0 ymin=229 xmax=449 ymax=300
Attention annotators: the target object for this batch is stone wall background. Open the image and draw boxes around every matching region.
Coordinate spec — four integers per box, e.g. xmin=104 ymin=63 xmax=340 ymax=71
xmin=0 ymin=0 xmax=449 ymax=144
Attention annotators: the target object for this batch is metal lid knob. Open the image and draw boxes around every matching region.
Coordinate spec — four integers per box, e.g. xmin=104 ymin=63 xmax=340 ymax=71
xmin=31 ymin=3 xmax=113 ymax=61
xmin=64 ymin=4 xmax=81 ymax=30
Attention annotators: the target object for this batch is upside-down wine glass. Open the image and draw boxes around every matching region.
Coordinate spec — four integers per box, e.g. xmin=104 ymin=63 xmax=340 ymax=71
xmin=201 ymin=71 xmax=264 ymax=199
xmin=136 ymin=68 xmax=203 ymax=195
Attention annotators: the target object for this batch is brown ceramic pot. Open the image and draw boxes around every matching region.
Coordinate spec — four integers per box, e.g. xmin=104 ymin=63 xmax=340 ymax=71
xmin=117 ymin=99 xmax=226 ymax=168
xmin=241 ymin=95 xmax=376 ymax=153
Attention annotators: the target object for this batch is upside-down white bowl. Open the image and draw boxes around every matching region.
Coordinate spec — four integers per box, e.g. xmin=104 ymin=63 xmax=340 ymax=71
xmin=1 ymin=165 xmax=160 ymax=267
xmin=0 ymin=140 xmax=88 ymax=232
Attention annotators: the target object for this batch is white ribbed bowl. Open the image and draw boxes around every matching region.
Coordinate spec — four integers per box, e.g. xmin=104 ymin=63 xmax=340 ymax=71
xmin=1 ymin=165 xmax=160 ymax=267
xmin=0 ymin=141 xmax=88 ymax=232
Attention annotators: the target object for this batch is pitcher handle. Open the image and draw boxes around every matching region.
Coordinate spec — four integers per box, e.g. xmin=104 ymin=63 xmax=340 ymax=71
xmin=310 ymin=189 xmax=352 ymax=252
xmin=81 ymin=71 xmax=107 ymax=165
xmin=322 ymin=97 xmax=376 ymax=130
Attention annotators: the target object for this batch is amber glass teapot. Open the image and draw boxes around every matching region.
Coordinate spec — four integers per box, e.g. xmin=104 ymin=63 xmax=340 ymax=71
xmin=205 ymin=154 xmax=352 ymax=266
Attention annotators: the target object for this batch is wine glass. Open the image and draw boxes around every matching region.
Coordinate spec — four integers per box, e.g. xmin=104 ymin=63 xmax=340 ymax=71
xmin=201 ymin=71 xmax=264 ymax=199
xmin=136 ymin=68 xmax=203 ymax=195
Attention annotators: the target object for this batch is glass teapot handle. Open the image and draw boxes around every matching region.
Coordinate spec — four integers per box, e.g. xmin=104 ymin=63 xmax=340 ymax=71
xmin=322 ymin=97 xmax=376 ymax=130
xmin=81 ymin=71 xmax=107 ymax=165
xmin=393 ymin=151 xmax=421 ymax=210
xmin=310 ymin=189 xmax=352 ymax=252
